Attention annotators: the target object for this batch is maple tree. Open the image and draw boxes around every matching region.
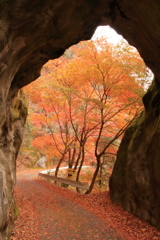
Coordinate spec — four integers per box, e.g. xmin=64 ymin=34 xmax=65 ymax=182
xmin=24 ymin=37 xmax=149 ymax=192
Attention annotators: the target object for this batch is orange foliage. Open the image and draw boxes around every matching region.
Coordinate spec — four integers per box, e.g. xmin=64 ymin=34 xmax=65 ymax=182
xmin=24 ymin=38 xmax=148 ymax=168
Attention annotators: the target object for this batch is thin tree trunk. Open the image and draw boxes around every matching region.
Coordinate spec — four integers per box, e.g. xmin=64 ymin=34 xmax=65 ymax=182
xmin=73 ymin=146 xmax=82 ymax=170
xmin=54 ymin=154 xmax=65 ymax=184
xmin=85 ymin=155 xmax=101 ymax=194
xmin=76 ymin=146 xmax=85 ymax=193
xmin=68 ymin=147 xmax=77 ymax=177
xmin=68 ymin=148 xmax=72 ymax=177
xmin=99 ymin=158 xmax=104 ymax=190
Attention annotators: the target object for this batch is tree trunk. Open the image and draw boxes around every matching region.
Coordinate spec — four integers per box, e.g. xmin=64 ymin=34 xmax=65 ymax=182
xmin=68 ymin=149 xmax=72 ymax=177
xmin=54 ymin=154 xmax=65 ymax=184
xmin=76 ymin=146 xmax=85 ymax=193
xmin=68 ymin=147 xmax=77 ymax=177
xmin=85 ymin=155 xmax=101 ymax=194
xmin=73 ymin=146 xmax=81 ymax=170
xmin=98 ymin=159 xmax=103 ymax=190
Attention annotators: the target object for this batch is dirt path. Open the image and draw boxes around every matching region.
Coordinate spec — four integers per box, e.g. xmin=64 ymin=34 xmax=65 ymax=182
xmin=12 ymin=172 xmax=124 ymax=240
xmin=11 ymin=171 xmax=160 ymax=240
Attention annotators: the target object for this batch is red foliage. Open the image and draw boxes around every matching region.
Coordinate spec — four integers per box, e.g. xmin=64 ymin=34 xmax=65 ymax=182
xmin=24 ymin=38 xmax=147 ymax=164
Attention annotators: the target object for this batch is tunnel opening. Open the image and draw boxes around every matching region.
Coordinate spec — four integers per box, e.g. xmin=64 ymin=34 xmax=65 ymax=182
xmin=17 ymin=26 xmax=152 ymax=194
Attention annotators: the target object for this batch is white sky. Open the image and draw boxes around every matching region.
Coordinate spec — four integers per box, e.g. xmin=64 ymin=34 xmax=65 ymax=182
xmin=92 ymin=26 xmax=153 ymax=89
xmin=92 ymin=26 xmax=124 ymax=44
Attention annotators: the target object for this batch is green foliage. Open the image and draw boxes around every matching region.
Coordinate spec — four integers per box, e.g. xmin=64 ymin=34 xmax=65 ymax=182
xmin=61 ymin=183 xmax=69 ymax=188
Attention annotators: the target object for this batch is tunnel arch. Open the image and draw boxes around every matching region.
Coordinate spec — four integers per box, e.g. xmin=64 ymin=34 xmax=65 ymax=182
xmin=0 ymin=0 xmax=160 ymax=238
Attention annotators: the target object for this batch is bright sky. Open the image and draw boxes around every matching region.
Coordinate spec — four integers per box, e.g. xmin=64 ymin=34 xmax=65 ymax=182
xmin=92 ymin=25 xmax=153 ymax=89
xmin=92 ymin=26 xmax=124 ymax=44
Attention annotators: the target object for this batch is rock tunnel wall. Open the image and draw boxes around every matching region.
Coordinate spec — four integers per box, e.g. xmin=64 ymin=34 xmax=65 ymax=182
xmin=110 ymin=78 xmax=160 ymax=230
xmin=0 ymin=90 xmax=27 ymax=239
xmin=0 ymin=0 xmax=160 ymax=237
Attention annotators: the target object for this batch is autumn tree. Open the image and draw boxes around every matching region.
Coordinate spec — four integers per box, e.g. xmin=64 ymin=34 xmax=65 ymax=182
xmin=25 ymin=74 xmax=76 ymax=177
xmin=70 ymin=40 xmax=145 ymax=193
xmin=24 ymin=37 xmax=149 ymax=192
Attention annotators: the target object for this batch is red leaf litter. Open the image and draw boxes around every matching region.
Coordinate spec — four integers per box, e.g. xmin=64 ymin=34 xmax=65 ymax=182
xmin=11 ymin=170 xmax=160 ymax=240
xmin=11 ymin=185 xmax=39 ymax=240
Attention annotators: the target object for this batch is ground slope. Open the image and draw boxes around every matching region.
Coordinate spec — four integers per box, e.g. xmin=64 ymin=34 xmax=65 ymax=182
xmin=10 ymin=170 xmax=160 ymax=240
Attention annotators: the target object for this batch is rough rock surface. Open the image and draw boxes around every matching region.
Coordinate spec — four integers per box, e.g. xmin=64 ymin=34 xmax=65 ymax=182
xmin=0 ymin=90 xmax=27 ymax=239
xmin=36 ymin=156 xmax=47 ymax=169
xmin=0 ymin=0 xmax=160 ymax=238
xmin=110 ymin=79 xmax=160 ymax=230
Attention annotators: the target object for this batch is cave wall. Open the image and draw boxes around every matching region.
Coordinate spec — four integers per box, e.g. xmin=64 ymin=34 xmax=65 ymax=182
xmin=110 ymin=78 xmax=160 ymax=230
xmin=0 ymin=90 xmax=27 ymax=239
xmin=0 ymin=0 xmax=160 ymax=237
